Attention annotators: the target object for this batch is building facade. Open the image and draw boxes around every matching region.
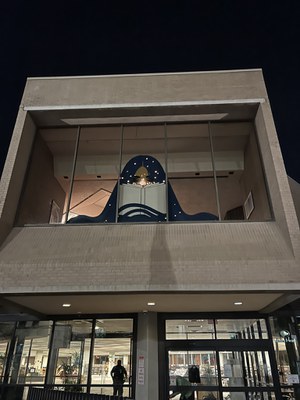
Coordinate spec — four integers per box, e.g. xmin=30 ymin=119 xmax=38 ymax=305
xmin=0 ymin=70 xmax=299 ymax=400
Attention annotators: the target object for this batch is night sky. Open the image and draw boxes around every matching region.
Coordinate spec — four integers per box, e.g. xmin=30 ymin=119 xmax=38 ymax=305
xmin=1 ymin=1 xmax=299 ymax=182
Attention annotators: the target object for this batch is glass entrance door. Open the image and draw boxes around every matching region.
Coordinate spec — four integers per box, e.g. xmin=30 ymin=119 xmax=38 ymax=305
xmin=168 ymin=347 xmax=276 ymax=400
xmin=162 ymin=317 xmax=281 ymax=400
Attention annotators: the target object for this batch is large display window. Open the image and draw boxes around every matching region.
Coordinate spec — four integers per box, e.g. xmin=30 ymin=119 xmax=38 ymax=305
xmin=0 ymin=317 xmax=135 ymax=399
xmin=16 ymin=120 xmax=271 ymax=225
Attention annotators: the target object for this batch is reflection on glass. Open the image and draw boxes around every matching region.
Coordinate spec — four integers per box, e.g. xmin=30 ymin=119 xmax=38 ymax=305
xmin=68 ymin=126 xmax=121 ymax=223
xmin=17 ymin=121 xmax=272 ymax=226
xmin=52 ymin=320 xmax=92 ymax=386
xmin=90 ymin=319 xmax=133 ymax=398
xmin=90 ymin=386 xmax=130 ymax=397
xmin=270 ymin=316 xmax=299 ymax=386
xmin=223 ymin=392 xmax=276 ymax=400
xmin=9 ymin=321 xmax=52 ymax=384
xmin=91 ymin=338 xmax=131 ymax=386
xmin=16 ymin=129 xmax=77 ymax=225
xmin=0 ymin=322 xmax=15 ymax=383
xmin=281 ymin=387 xmax=296 ymax=400
xmin=166 ymin=319 xmax=268 ymax=340
xmin=95 ymin=318 xmax=133 ymax=335
xmin=166 ymin=320 xmax=215 ymax=340
xmin=220 ymin=351 xmax=273 ymax=388
xmin=169 ymin=350 xmax=218 ymax=388
xmin=167 ymin=123 xmax=218 ymax=222
xmin=211 ymin=122 xmax=271 ymax=222
xmin=216 ymin=319 xmax=268 ymax=339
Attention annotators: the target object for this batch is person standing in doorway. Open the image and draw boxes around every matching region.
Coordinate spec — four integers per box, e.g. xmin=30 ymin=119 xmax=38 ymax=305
xmin=110 ymin=359 xmax=127 ymax=396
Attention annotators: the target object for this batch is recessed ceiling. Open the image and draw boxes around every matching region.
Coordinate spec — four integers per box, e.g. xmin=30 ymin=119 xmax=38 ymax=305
xmin=3 ymin=292 xmax=283 ymax=317
xmin=30 ymin=103 xmax=259 ymax=127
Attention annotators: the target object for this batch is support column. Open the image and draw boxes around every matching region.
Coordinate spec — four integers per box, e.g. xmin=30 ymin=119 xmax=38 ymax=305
xmin=135 ymin=312 xmax=159 ymax=400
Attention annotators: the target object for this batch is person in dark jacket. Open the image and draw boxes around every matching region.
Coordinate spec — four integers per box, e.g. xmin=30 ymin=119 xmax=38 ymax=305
xmin=110 ymin=359 xmax=127 ymax=396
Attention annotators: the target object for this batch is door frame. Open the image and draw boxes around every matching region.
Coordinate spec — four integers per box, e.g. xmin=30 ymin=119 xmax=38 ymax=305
xmin=158 ymin=313 xmax=282 ymax=400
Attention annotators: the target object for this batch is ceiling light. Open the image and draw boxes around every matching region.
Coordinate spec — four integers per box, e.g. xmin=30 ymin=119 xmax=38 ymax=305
xmin=61 ymin=113 xmax=228 ymax=125
xmin=62 ymin=303 xmax=71 ymax=307
xmin=147 ymin=302 xmax=156 ymax=306
xmin=234 ymin=301 xmax=243 ymax=306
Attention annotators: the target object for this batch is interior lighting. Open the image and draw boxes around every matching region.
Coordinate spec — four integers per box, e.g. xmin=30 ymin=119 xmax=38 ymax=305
xmin=147 ymin=302 xmax=156 ymax=306
xmin=234 ymin=301 xmax=243 ymax=306
xmin=61 ymin=113 xmax=228 ymax=125
xmin=62 ymin=303 xmax=71 ymax=307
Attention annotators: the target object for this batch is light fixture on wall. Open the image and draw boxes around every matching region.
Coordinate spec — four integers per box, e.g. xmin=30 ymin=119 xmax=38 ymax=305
xmin=61 ymin=113 xmax=228 ymax=125
xmin=234 ymin=301 xmax=243 ymax=306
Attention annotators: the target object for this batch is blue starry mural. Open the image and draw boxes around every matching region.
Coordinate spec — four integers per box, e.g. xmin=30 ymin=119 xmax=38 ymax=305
xmin=68 ymin=155 xmax=218 ymax=224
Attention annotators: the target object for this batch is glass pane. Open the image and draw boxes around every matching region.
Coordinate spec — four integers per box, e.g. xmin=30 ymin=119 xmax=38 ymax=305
xmin=167 ymin=123 xmax=219 ymax=222
xmin=281 ymin=387 xmax=296 ymax=400
xmin=67 ymin=126 xmax=121 ymax=224
xmin=52 ymin=320 xmax=92 ymax=386
xmin=90 ymin=385 xmax=130 ymax=398
xmin=166 ymin=320 xmax=215 ymax=340
xmin=91 ymin=338 xmax=131 ymax=387
xmin=119 ymin=124 xmax=167 ymax=222
xmin=169 ymin=350 xmax=218 ymax=389
xmin=220 ymin=350 xmax=273 ymax=388
xmin=222 ymin=392 xmax=276 ymax=400
xmin=252 ymin=320 xmax=268 ymax=339
xmin=270 ymin=316 xmax=299 ymax=386
xmin=216 ymin=319 xmax=268 ymax=339
xmin=95 ymin=318 xmax=133 ymax=335
xmin=16 ymin=128 xmax=77 ymax=225
xmin=91 ymin=318 xmax=133 ymax=398
xmin=211 ymin=122 xmax=271 ymax=222
xmin=0 ymin=322 xmax=15 ymax=383
xmin=9 ymin=321 xmax=52 ymax=384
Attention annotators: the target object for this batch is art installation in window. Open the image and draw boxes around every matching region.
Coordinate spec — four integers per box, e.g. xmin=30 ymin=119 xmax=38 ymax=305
xmin=68 ymin=155 xmax=218 ymax=223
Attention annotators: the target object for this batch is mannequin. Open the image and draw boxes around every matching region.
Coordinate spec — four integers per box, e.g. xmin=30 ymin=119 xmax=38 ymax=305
xmin=188 ymin=365 xmax=201 ymax=383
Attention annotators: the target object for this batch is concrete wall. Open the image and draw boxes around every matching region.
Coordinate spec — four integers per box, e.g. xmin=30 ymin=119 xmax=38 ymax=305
xmin=289 ymin=177 xmax=300 ymax=223
xmin=242 ymin=128 xmax=271 ymax=221
xmin=255 ymin=103 xmax=300 ymax=256
xmin=22 ymin=70 xmax=268 ymax=109
xmin=135 ymin=313 xmax=159 ymax=400
xmin=16 ymin=133 xmax=66 ymax=225
xmin=0 ymin=112 xmax=36 ymax=243
xmin=0 ymin=222 xmax=298 ymax=294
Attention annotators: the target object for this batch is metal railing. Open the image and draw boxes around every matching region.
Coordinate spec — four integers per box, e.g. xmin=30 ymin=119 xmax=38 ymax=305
xmin=27 ymin=387 xmax=133 ymax=400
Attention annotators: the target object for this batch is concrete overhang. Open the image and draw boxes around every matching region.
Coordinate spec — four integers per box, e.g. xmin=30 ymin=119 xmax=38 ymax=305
xmin=0 ymin=292 xmax=290 ymax=318
xmin=25 ymin=102 xmax=260 ymax=128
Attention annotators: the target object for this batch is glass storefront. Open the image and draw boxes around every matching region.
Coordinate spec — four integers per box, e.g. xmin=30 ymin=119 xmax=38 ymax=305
xmin=8 ymin=321 xmax=52 ymax=385
xmin=0 ymin=317 xmax=135 ymax=400
xmin=16 ymin=121 xmax=271 ymax=226
xmin=163 ymin=317 xmax=285 ymax=400
xmin=2 ymin=314 xmax=300 ymax=400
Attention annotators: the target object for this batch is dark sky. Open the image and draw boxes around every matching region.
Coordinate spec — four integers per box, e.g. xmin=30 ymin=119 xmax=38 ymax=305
xmin=1 ymin=1 xmax=299 ymax=182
